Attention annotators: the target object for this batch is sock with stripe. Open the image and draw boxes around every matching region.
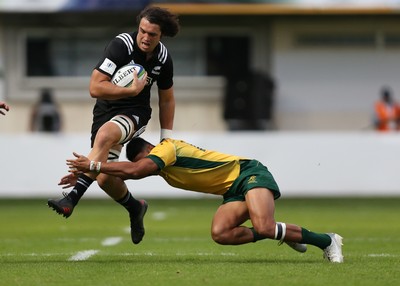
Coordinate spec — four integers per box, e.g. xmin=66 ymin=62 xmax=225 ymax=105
xmin=68 ymin=174 xmax=94 ymax=205
xmin=116 ymin=191 xmax=142 ymax=216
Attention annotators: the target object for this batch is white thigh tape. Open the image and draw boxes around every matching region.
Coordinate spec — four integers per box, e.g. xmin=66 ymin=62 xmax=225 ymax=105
xmin=110 ymin=115 xmax=135 ymax=144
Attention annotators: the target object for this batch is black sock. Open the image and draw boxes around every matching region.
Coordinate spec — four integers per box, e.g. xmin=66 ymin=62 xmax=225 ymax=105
xmin=116 ymin=191 xmax=142 ymax=215
xmin=68 ymin=174 xmax=94 ymax=205
xmin=249 ymin=227 xmax=267 ymax=242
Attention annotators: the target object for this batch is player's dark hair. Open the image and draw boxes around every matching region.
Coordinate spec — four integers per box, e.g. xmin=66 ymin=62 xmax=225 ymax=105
xmin=126 ymin=137 xmax=150 ymax=161
xmin=137 ymin=6 xmax=180 ymax=37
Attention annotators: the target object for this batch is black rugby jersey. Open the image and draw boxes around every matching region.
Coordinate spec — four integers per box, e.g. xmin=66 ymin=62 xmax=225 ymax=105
xmin=94 ymin=31 xmax=174 ymax=110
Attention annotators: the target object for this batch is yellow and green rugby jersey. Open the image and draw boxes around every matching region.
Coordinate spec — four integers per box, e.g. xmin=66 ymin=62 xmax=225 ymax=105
xmin=147 ymin=138 xmax=248 ymax=195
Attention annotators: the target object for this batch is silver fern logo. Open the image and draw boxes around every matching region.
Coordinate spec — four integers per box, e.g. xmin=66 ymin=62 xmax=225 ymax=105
xmin=152 ymin=66 xmax=161 ymax=75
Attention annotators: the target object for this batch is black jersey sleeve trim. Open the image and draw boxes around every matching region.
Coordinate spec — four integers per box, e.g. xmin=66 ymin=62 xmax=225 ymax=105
xmin=158 ymin=42 xmax=168 ymax=64
xmin=116 ymin=33 xmax=134 ymax=55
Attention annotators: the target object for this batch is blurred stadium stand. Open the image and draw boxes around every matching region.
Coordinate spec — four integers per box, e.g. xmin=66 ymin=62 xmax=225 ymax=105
xmin=1 ymin=1 xmax=400 ymax=197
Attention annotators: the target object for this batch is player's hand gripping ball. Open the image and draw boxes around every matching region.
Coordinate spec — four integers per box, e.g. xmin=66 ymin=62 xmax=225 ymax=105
xmin=111 ymin=64 xmax=145 ymax=87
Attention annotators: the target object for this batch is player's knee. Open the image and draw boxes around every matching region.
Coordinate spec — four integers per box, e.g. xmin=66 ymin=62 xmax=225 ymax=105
xmin=95 ymin=124 xmax=121 ymax=147
xmin=211 ymin=225 xmax=228 ymax=245
xmin=96 ymin=175 xmax=108 ymax=189
xmin=253 ymin=221 xmax=276 ymax=239
xmin=96 ymin=175 xmax=125 ymax=199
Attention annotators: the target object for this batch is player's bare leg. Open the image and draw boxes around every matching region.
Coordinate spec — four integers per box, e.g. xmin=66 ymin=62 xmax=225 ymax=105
xmin=245 ymin=188 xmax=306 ymax=252
xmin=85 ymin=123 xmax=122 ymax=168
xmin=246 ymin=188 xmax=303 ymax=241
xmin=49 ymin=121 xmax=122 ymax=210
xmin=247 ymin=188 xmax=342 ymax=260
xmin=211 ymin=201 xmax=252 ymax=245
xmin=211 ymin=190 xmax=304 ymax=247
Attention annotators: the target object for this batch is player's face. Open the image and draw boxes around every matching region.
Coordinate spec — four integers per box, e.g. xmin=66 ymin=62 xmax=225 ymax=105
xmin=137 ymin=18 xmax=162 ymax=54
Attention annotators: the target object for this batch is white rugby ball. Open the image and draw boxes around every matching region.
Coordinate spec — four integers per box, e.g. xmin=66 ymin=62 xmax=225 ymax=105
xmin=111 ymin=64 xmax=145 ymax=87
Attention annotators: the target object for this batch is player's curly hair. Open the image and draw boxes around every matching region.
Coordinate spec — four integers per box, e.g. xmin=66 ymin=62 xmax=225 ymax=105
xmin=126 ymin=137 xmax=152 ymax=161
xmin=137 ymin=6 xmax=180 ymax=37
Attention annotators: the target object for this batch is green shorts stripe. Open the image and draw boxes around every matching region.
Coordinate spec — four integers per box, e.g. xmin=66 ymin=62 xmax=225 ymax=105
xmin=222 ymin=159 xmax=281 ymax=204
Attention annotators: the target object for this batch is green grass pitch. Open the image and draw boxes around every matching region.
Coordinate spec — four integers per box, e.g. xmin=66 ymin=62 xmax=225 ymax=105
xmin=0 ymin=197 xmax=399 ymax=286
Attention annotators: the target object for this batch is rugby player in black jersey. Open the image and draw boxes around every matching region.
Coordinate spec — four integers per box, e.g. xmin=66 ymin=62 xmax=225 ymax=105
xmin=48 ymin=6 xmax=180 ymax=245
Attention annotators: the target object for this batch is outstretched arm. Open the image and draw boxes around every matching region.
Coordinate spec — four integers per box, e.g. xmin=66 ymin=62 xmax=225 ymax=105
xmin=58 ymin=173 xmax=78 ymax=189
xmin=67 ymin=152 xmax=159 ymax=180
xmin=0 ymin=101 xmax=10 ymax=116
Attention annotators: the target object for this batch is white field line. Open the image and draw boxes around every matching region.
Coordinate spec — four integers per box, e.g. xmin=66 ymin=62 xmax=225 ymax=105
xmin=367 ymin=253 xmax=398 ymax=257
xmin=3 ymin=251 xmax=399 ymax=259
xmin=67 ymin=236 xmax=123 ymax=261
xmin=152 ymin=211 xmax=167 ymax=220
xmin=68 ymin=250 xmax=99 ymax=261
xmin=101 ymin=236 xmax=123 ymax=246
xmin=1 ymin=251 xmax=237 ymax=258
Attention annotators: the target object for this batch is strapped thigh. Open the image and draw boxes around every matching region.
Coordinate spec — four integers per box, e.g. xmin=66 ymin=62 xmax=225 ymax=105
xmin=109 ymin=114 xmax=147 ymax=145
xmin=109 ymin=115 xmax=135 ymax=144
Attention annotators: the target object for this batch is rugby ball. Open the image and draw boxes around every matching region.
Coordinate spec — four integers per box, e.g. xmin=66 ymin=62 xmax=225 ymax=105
xmin=111 ymin=64 xmax=145 ymax=87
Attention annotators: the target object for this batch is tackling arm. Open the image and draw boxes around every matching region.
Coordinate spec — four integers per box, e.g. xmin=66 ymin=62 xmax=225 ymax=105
xmin=0 ymin=101 xmax=10 ymax=115
xmin=67 ymin=152 xmax=159 ymax=180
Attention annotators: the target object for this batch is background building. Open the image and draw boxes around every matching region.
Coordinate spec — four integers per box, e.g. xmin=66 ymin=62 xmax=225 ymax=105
xmin=2 ymin=1 xmax=400 ymax=133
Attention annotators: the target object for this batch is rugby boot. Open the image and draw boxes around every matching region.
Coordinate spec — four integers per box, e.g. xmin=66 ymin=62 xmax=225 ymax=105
xmin=130 ymin=200 xmax=148 ymax=244
xmin=47 ymin=192 xmax=75 ymax=218
xmin=323 ymin=233 xmax=344 ymax=263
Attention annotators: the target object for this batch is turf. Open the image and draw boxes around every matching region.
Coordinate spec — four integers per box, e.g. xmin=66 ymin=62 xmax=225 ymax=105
xmin=0 ymin=197 xmax=399 ymax=286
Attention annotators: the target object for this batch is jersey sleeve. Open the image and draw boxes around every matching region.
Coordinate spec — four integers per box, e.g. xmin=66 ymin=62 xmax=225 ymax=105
xmin=94 ymin=37 xmax=131 ymax=77
xmin=146 ymin=140 xmax=177 ymax=170
xmin=156 ymin=55 xmax=174 ymax=90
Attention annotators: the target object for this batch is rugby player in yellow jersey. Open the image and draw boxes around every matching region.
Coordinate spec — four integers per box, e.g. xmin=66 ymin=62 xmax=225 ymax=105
xmin=66 ymin=137 xmax=344 ymax=263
